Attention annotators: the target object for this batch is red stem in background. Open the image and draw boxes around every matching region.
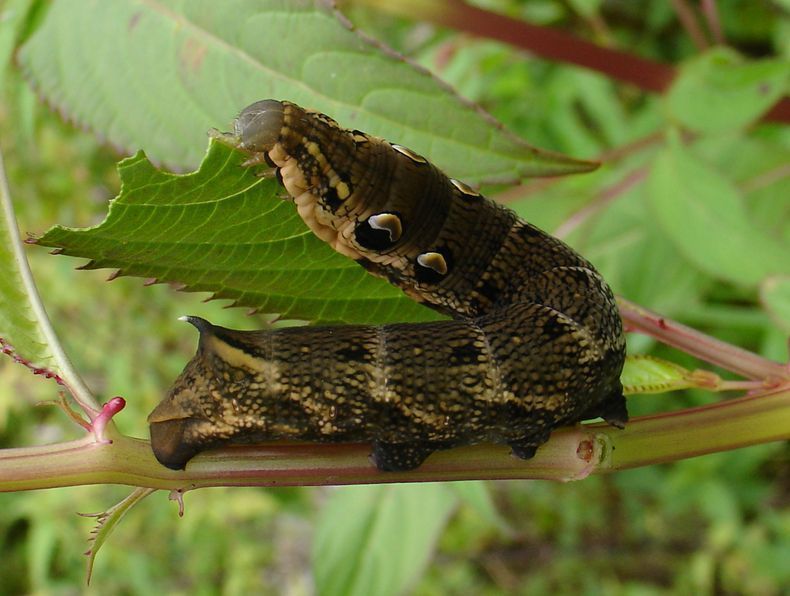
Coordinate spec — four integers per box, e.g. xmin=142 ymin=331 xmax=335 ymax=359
xmin=618 ymin=297 xmax=788 ymax=381
xmin=670 ymin=0 xmax=710 ymax=50
xmin=439 ymin=0 xmax=674 ymax=93
xmin=553 ymin=166 xmax=648 ymax=239
xmin=357 ymin=0 xmax=790 ymax=124
xmin=701 ymin=0 xmax=725 ymax=45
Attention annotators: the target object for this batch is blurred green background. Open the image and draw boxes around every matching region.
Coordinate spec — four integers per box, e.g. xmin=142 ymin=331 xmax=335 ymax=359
xmin=0 ymin=0 xmax=788 ymax=594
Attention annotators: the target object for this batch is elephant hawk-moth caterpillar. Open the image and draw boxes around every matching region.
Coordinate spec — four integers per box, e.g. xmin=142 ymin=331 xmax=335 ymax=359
xmin=148 ymin=100 xmax=627 ymax=472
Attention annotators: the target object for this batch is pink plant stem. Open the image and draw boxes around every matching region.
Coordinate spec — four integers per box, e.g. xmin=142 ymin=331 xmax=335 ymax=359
xmin=360 ymin=0 xmax=790 ymax=124
xmin=553 ymin=166 xmax=648 ymax=239
xmin=701 ymin=0 xmax=725 ymax=45
xmin=617 ymin=297 xmax=788 ymax=381
xmin=438 ymin=0 xmax=674 ymax=92
xmin=670 ymin=0 xmax=710 ymax=49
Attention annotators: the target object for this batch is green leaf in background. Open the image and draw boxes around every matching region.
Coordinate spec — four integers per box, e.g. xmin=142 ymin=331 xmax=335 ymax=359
xmin=18 ymin=0 xmax=594 ymax=183
xmin=647 ymin=136 xmax=790 ymax=287
xmin=760 ymin=276 xmax=790 ymax=333
xmin=665 ymin=47 xmax=789 ymax=134
xmin=35 ymin=140 xmax=438 ymax=325
xmin=312 ymin=484 xmax=456 ymax=596
xmin=0 ymin=156 xmax=54 ymax=370
xmin=621 ymin=355 xmax=700 ymax=394
xmin=448 ymin=481 xmax=512 ymax=535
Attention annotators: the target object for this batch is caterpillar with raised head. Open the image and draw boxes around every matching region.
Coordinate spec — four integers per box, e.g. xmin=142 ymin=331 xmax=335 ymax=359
xmin=148 ymin=100 xmax=627 ymax=472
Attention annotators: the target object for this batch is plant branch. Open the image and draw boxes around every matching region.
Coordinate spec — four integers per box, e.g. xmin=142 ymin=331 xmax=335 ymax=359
xmin=0 ymin=384 xmax=786 ymax=492
xmin=597 ymin=387 xmax=789 ymax=470
xmin=352 ymin=0 xmax=790 ymax=124
xmin=618 ymin=297 xmax=789 ymax=381
xmin=670 ymin=0 xmax=710 ymax=50
xmin=553 ymin=166 xmax=648 ymax=239
xmin=700 ymin=0 xmax=725 ymax=45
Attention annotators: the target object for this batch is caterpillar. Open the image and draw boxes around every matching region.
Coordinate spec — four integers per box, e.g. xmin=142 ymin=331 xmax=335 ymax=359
xmin=148 ymin=100 xmax=627 ymax=472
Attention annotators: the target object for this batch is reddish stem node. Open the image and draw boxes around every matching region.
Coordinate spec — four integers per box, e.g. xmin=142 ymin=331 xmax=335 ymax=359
xmin=90 ymin=397 xmax=126 ymax=444
xmin=169 ymin=489 xmax=186 ymax=517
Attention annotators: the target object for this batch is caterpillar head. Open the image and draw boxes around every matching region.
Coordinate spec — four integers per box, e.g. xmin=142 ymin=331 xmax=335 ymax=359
xmin=148 ymin=317 xmax=236 ymax=470
xmin=234 ymin=99 xmax=285 ymax=153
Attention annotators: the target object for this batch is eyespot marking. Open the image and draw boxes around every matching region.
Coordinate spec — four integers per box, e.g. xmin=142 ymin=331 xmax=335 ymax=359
xmin=415 ymin=251 xmax=450 ymax=284
xmin=355 ymin=212 xmax=403 ymax=250
xmin=368 ymin=213 xmax=402 ymax=242
xmin=417 ymin=252 xmax=448 ymax=274
xmin=392 ymin=144 xmax=428 ymax=164
xmin=450 ymin=178 xmax=481 ymax=198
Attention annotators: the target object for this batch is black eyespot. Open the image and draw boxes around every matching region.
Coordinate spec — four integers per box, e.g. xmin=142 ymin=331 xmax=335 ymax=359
xmin=355 ymin=212 xmax=403 ymax=251
xmin=415 ymin=249 xmax=452 ymax=284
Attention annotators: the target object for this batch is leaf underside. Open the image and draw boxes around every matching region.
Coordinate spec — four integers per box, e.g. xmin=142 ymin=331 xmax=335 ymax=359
xmin=36 ymin=140 xmax=441 ymax=326
xmin=0 ymin=161 xmax=55 ymax=370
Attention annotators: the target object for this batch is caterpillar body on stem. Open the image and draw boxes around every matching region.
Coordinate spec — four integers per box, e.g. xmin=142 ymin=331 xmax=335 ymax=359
xmin=148 ymin=100 xmax=627 ymax=472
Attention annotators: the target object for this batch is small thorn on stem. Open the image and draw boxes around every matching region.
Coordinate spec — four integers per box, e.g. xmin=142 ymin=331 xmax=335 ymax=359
xmin=169 ymin=489 xmax=186 ymax=517
xmin=90 ymin=397 xmax=126 ymax=444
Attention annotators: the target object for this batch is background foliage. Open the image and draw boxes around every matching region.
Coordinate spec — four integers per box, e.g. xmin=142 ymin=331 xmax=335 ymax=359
xmin=0 ymin=0 xmax=788 ymax=594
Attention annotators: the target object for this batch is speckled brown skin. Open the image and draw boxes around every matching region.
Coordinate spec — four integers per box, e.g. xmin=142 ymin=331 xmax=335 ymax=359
xmin=148 ymin=100 xmax=627 ymax=472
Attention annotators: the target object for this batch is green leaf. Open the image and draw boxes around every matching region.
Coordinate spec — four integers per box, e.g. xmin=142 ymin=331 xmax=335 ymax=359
xmin=0 ymin=155 xmax=54 ymax=369
xmin=18 ymin=0 xmax=593 ymax=182
xmin=81 ymin=487 xmax=156 ymax=584
xmin=621 ymin=355 xmax=701 ymax=394
xmin=449 ymin=481 xmax=512 ymax=535
xmin=760 ymin=276 xmax=790 ymax=333
xmin=36 ymin=140 xmax=438 ymax=325
xmin=312 ymin=484 xmax=456 ymax=596
xmin=647 ymin=137 xmax=790 ymax=286
xmin=665 ymin=47 xmax=789 ymax=134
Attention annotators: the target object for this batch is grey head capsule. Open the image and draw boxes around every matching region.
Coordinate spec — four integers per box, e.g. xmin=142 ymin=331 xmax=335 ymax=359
xmin=234 ymin=99 xmax=285 ymax=152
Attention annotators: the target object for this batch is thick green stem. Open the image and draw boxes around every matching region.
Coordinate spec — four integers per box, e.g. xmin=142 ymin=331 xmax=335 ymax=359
xmin=1 ymin=387 xmax=786 ymax=492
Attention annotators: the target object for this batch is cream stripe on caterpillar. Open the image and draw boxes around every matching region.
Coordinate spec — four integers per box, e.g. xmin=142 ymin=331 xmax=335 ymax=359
xmin=148 ymin=100 xmax=627 ymax=472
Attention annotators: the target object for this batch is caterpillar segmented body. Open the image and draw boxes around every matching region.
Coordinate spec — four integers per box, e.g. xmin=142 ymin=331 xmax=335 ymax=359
xmin=148 ymin=100 xmax=627 ymax=472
